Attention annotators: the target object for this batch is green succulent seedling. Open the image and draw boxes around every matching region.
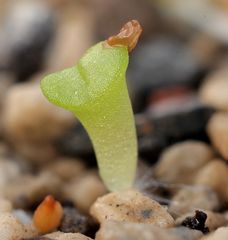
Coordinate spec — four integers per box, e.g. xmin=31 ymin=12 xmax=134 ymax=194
xmin=41 ymin=20 xmax=142 ymax=191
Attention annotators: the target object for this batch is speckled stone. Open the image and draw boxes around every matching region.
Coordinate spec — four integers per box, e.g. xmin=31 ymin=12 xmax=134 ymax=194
xmin=90 ymin=189 xmax=174 ymax=227
xmin=45 ymin=231 xmax=93 ymax=240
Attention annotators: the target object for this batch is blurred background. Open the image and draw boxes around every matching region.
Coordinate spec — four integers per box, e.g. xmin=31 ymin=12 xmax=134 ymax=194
xmin=0 ymin=0 xmax=228 ymax=165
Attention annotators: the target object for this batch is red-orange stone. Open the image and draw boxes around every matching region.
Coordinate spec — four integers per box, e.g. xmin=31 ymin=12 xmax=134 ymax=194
xmin=33 ymin=195 xmax=63 ymax=234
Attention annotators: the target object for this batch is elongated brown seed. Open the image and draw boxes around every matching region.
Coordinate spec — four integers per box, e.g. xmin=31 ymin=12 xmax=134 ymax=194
xmin=33 ymin=195 xmax=63 ymax=234
xmin=105 ymin=20 xmax=142 ymax=52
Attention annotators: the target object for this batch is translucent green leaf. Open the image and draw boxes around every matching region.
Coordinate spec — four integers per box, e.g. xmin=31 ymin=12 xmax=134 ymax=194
xmin=41 ymin=42 xmax=137 ymax=191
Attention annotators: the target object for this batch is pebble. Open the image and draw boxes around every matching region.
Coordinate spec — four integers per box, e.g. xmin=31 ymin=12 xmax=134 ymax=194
xmin=59 ymin=207 xmax=91 ymax=234
xmin=2 ymin=82 xmax=74 ymax=162
xmin=147 ymin=95 xmax=214 ymax=147
xmin=169 ymin=186 xmax=219 ymax=216
xmin=0 ymin=0 xmax=55 ymax=81
xmin=96 ymin=221 xmax=202 ymax=240
xmin=0 ymin=212 xmax=37 ymax=239
xmin=207 ymin=112 xmax=228 ymax=160
xmin=200 ymin=69 xmax=228 ymax=111
xmin=176 ymin=210 xmax=227 ymax=232
xmin=3 ymin=82 xmax=74 ymax=142
xmin=63 ymin=173 xmax=107 ymax=213
xmin=90 ymin=189 xmax=174 ymax=227
xmin=154 ymin=141 xmax=214 ymax=184
xmin=0 ymin=198 xmax=12 ymax=213
xmin=200 ymin=227 xmax=228 ymax=240
xmin=0 ymin=158 xmax=22 ymax=194
xmin=45 ymin=231 xmax=93 ymax=240
xmin=128 ymin=38 xmax=205 ymax=103
xmin=91 ymin=0 xmax=157 ymax=40
xmin=195 ymin=159 xmax=228 ymax=203
xmin=4 ymin=172 xmax=61 ymax=208
xmin=47 ymin=158 xmax=86 ymax=181
xmin=47 ymin=4 xmax=94 ymax=72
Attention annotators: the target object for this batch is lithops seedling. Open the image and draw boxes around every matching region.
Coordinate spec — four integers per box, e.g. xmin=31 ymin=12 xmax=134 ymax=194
xmin=41 ymin=20 xmax=142 ymax=191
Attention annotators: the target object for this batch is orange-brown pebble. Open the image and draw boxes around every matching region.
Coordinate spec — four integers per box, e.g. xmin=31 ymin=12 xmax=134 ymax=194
xmin=105 ymin=20 xmax=142 ymax=52
xmin=33 ymin=195 xmax=63 ymax=234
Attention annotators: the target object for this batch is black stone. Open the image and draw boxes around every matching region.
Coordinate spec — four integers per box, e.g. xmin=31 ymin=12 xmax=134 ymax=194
xmin=0 ymin=2 xmax=55 ymax=81
xmin=181 ymin=210 xmax=209 ymax=234
xmin=59 ymin=207 xmax=98 ymax=237
xmin=56 ymin=97 xmax=214 ymax=164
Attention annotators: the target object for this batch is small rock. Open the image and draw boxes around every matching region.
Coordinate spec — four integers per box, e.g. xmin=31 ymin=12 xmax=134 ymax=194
xmin=0 ymin=198 xmax=12 ymax=213
xmin=200 ymin=69 xmax=228 ymax=111
xmin=3 ymin=82 xmax=74 ymax=142
xmin=128 ymin=38 xmax=205 ymax=111
xmin=154 ymin=141 xmax=214 ymax=184
xmin=4 ymin=172 xmax=61 ymax=208
xmin=207 ymin=112 xmax=228 ymax=160
xmin=0 ymin=158 xmax=22 ymax=194
xmin=47 ymin=158 xmax=86 ymax=181
xmin=64 ymin=173 xmax=107 ymax=213
xmin=96 ymin=221 xmax=202 ymax=240
xmin=90 ymin=189 xmax=174 ymax=227
xmin=13 ymin=209 xmax=32 ymax=224
xmin=0 ymin=212 xmax=37 ymax=239
xmin=195 ymin=159 xmax=228 ymax=203
xmin=59 ymin=207 xmax=91 ymax=234
xmin=204 ymin=211 xmax=227 ymax=231
xmin=2 ymin=82 xmax=74 ymax=163
xmin=180 ymin=210 xmax=209 ymax=234
xmin=176 ymin=210 xmax=227 ymax=232
xmin=45 ymin=231 xmax=93 ymax=240
xmin=0 ymin=0 xmax=55 ymax=81
xmin=47 ymin=5 xmax=94 ymax=72
xmin=200 ymin=227 xmax=228 ymax=240
xmin=169 ymin=186 xmax=219 ymax=216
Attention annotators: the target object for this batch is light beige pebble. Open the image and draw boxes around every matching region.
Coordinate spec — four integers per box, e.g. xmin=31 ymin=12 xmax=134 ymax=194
xmin=0 ymin=213 xmax=37 ymax=240
xmin=154 ymin=141 xmax=214 ymax=184
xmin=90 ymin=189 xmax=174 ymax=227
xmin=207 ymin=112 xmax=228 ymax=160
xmin=0 ymin=159 xmax=22 ymax=194
xmin=200 ymin=69 xmax=228 ymax=111
xmin=4 ymin=172 xmax=61 ymax=208
xmin=0 ymin=198 xmax=12 ymax=213
xmin=205 ymin=211 xmax=227 ymax=231
xmin=45 ymin=231 xmax=93 ymax=240
xmin=96 ymin=221 xmax=202 ymax=240
xmin=47 ymin=157 xmax=86 ymax=181
xmin=176 ymin=211 xmax=227 ymax=231
xmin=47 ymin=5 xmax=94 ymax=71
xmin=200 ymin=227 xmax=228 ymax=240
xmin=12 ymin=141 xmax=57 ymax=163
xmin=0 ymin=74 xmax=14 ymax=136
xmin=64 ymin=173 xmax=107 ymax=213
xmin=169 ymin=186 xmax=219 ymax=217
xmin=195 ymin=159 xmax=228 ymax=203
xmin=3 ymin=82 xmax=74 ymax=142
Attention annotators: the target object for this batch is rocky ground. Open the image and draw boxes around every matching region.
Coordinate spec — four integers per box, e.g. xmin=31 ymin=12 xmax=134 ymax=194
xmin=0 ymin=0 xmax=228 ymax=239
